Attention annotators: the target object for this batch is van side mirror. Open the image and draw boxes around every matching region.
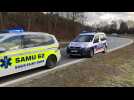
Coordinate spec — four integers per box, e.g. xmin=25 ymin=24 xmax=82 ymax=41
xmin=0 ymin=47 xmax=6 ymax=53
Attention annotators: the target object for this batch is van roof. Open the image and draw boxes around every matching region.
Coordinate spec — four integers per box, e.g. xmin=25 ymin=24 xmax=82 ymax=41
xmin=80 ymin=32 xmax=105 ymax=35
xmin=0 ymin=32 xmax=53 ymax=37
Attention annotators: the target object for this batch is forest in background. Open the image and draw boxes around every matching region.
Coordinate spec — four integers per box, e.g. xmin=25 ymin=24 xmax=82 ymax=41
xmin=0 ymin=12 xmax=133 ymax=41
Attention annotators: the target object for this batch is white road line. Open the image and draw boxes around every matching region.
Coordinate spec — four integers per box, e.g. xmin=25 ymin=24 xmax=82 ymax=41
xmin=0 ymin=38 xmax=133 ymax=87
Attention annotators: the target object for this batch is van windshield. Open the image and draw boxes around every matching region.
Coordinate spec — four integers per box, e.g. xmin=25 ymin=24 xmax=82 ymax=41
xmin=73 ymin=35 xmax=94 ymax=42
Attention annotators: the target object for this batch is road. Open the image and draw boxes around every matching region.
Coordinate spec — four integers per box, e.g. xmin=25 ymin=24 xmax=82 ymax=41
xmin=0 ymin=36 xmax=133 ymax=86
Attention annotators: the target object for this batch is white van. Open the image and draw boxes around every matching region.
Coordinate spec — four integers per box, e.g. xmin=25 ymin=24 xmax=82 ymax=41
xmin=66 ymin=32 xmax=107 ymax=57
xmin=0 ymin=32 xmax=61 ymax=77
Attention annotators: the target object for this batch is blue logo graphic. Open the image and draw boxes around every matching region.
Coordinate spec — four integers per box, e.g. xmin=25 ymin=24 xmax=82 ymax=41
xmin=0 ymin=56 xmax=12 ymax=69
xmin=94 ymin=44 xmax=104 ymax=51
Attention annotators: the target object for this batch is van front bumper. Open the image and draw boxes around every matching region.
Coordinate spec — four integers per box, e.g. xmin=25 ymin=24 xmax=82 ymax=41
xmin=66 ymin=47 xmax=90 ymax=56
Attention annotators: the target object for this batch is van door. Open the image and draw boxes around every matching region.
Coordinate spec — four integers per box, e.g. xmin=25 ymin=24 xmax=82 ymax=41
xmin=0 ymin=35 xmax=23 ymax=77
xmin=19 ymin=34 xmax=47 ymax=71
xmin=93 ymin=35 xmax=100 ymax=54
xmin=100 ymin=34 xmax=107 ymax=51
xmin=21 ymin=34 xmax=57 ymax=70
xmin=93 ymin=35 xmax=104 ymax=54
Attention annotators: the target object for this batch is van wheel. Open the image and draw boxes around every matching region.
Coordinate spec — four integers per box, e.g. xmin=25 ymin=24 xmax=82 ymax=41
xmin=87 ymin=48 xmax=94 ymax=58
xmin=46 ymin=55 xmax=57 ymax=68
xmin=103 ymin=45 xmax=107 ymax=53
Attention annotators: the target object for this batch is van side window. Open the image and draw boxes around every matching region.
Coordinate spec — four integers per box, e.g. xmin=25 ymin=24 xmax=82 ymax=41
xmin=42 ymin=35 xmax=55 ymax=45
xmin=100 ymin=34 xmax=106 ymax=41
xmin=1 ymin=36 xmax=22 ymax=50
xmin=93 ymin=35 xmax=99 ymax=43
xmin=23 ymin=35 xmax=54 ymax=48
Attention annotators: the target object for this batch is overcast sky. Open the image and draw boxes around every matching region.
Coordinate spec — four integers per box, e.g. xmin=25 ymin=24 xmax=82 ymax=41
xmin=43 ymin=12 xmax=134 ymax=25
xmin=85 ymin=12 xmax=134 ymax=25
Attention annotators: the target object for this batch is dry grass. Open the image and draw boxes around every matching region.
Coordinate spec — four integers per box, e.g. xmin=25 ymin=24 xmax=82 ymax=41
xmin=9 ymin=43 xmax=134 ymax=87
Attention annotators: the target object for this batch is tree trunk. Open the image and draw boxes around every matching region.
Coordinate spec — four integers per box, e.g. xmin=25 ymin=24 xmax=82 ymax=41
xmin=53 ymin=15 xmax=58 ymax=33
xmin=27 ymin=12 xmax=32 ymax=31
xmin=0 ymin=12 xmax=4 ymax=29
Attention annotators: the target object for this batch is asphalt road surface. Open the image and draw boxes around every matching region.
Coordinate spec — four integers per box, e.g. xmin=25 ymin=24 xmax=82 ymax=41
xmin=0 ymin=36 xmax=133 ymax=86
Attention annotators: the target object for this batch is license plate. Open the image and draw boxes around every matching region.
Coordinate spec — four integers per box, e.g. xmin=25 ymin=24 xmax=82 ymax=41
xmin=71 ymin=50 xmax=78 ymax=53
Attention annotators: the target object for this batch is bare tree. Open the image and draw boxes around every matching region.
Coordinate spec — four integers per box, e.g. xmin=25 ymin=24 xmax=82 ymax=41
xmin=119 ymin=21 xmax=128 ymax=34
xmin=27 ymin=13 xmax=31 ymax=31
xmin=27 ymin=12 xmax=32 ymax=31
xmin=70 ymin=12 xmax=85 ymax=23
xmin=53 ymin=14 xmax=59 ymax=33
xmin=79 ymin=12 xmax=87 ymax=25
xmin=0 ymin=12 xmax=8 ymax=29
xmin=0 ymin=12 xmax=4 ymax=29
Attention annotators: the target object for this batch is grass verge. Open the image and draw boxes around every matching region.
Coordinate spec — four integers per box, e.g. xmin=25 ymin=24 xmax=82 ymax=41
xmin=8 ymin=43 xmax=134 ymax=87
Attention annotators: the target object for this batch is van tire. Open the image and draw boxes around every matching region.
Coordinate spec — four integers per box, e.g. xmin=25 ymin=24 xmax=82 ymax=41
xmin=46 ymin=55 xmax=57 ymax=69
xmin=87 ymin=48 xmax=94 ymax=58
xmin=103 ymin=45 xmax=107 ymax=53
